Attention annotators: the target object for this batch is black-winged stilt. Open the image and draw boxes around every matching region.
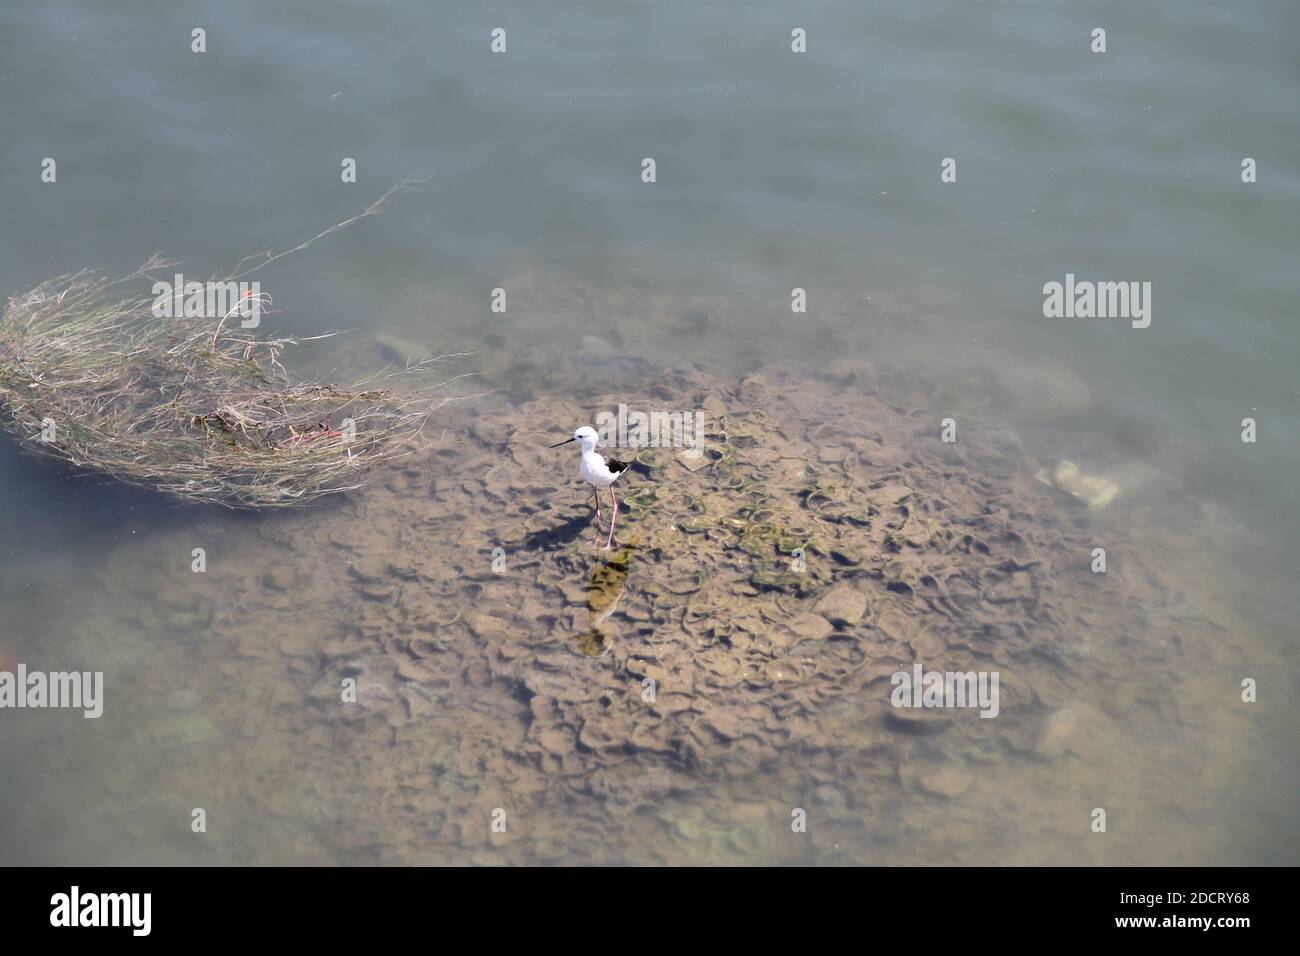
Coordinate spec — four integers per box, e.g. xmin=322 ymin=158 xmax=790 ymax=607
xmin=550 ymin=426 xmax=632 ymax=550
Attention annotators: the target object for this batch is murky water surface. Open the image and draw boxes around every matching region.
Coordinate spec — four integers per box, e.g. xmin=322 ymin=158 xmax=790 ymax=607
xmin=1 ymin=1 xmax=1297 ymax=864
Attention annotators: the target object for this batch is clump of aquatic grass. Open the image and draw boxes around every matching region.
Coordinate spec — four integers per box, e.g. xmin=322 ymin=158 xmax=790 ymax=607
xmin=0 ymin=182 xmax=472 ymax=508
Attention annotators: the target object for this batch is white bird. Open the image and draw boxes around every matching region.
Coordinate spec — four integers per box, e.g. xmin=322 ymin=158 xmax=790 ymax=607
xmin=550 ymin=425 xmax=632 ymax=550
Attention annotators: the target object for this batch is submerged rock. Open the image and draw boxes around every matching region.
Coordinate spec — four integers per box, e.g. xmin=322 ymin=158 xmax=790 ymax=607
xmin=1035 ymin=705 xmax=1104 ymax=761
xmin=1036 ymin=459 xmax=1119 ymax=510
xmin=814 ymin=586 xmax=868 ymax=628
xmin=918 ymin=768 xmax=975 ymax=799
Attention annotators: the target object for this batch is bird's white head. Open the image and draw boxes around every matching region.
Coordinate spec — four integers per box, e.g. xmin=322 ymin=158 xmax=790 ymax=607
xmin=550 ymin=425 xmax=600 ymax=453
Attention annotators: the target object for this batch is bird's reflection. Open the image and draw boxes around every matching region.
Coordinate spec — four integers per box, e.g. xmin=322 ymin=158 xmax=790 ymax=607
xmin=575 ymin=544 xmax=635 ymax=656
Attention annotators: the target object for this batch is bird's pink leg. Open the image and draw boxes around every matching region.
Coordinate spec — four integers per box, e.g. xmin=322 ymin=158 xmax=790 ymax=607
xmin=604 ymin=487 xmax=618 ymax=550
xmin=592 ymin=486 xmax=603 ymax=547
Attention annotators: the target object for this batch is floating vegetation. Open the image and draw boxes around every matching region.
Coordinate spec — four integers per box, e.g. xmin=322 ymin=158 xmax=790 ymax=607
xmin=0 ymin=182 xmax=471 ymax=508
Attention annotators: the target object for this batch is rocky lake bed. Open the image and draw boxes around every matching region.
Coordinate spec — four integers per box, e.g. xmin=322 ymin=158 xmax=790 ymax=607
xmin=28 ymin=336 xmax=1285 ymax=865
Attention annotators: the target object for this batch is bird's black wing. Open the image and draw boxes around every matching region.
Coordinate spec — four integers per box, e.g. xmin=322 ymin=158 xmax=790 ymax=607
xmin=603 ymin=455 xmax=631 ymax=474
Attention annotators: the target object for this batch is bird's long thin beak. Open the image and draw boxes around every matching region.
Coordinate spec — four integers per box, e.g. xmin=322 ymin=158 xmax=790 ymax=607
xmin=549 ymin=437 xmax=576 ymax=448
